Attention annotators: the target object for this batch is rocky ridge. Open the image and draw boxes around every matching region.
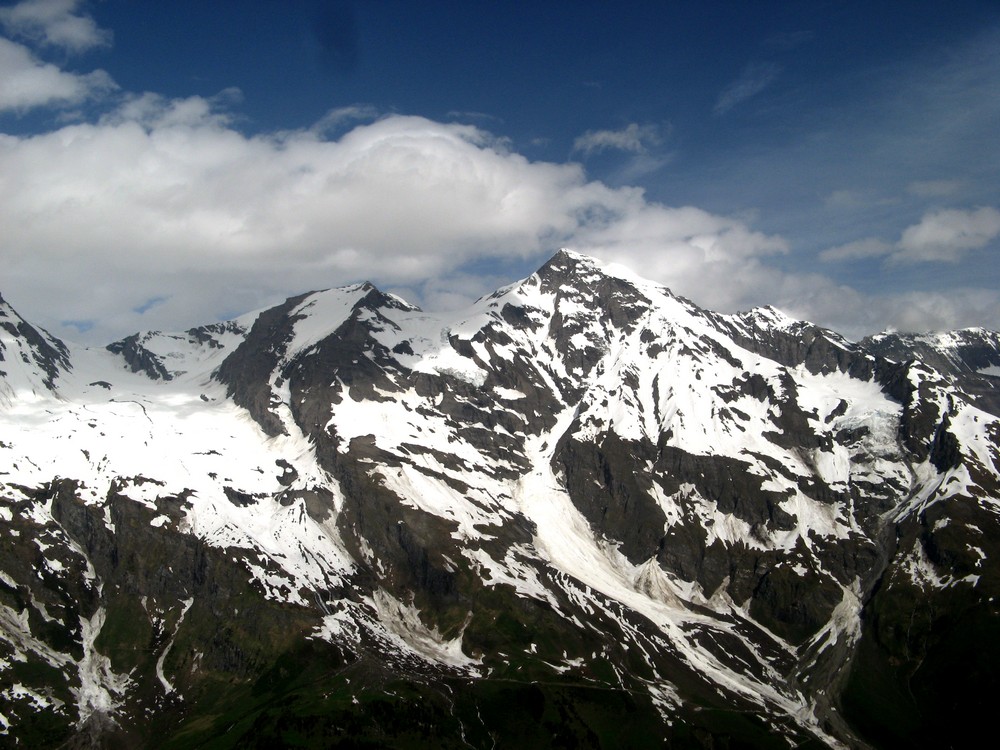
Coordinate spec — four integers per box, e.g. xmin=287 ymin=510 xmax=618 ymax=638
xmin=1 ymin=251 xmax=998 ymax=748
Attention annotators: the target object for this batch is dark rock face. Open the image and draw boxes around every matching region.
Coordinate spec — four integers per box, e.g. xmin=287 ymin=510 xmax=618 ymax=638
xmin=862 ymin=328 xmax=1000 ymax=375
xmin=0 ymin=478 xmax=331 ymax=747
xmin=214 ymin=291 xmax=314 ymax=436
xmin=106 ymin=334 xmax=172 ymax=381
xmin=716 ymin=307 xmax=875 ymax=379
xmin=2 ymin=252 xmax=1000 ymax=749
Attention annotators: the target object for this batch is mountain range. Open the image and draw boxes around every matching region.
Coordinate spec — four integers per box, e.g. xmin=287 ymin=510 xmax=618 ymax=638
xmin=1 ymin=250 xmax=998 ymax=748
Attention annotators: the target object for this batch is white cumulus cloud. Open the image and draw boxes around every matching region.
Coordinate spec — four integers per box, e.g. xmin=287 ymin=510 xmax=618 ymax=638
xmin=0 ymin=36 xmax=114 ymax=112
xmin=1 ymin=15 xmax=995 ymax=346
xmin=893 ymin=206 xmax=1000 ymax=264
xmin=3 ymin=91 xmax=992 ymax=344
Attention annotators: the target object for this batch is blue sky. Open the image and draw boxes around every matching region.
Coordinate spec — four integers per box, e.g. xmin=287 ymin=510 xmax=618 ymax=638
xmin=1 ymin=0 xmax=998 ymax=343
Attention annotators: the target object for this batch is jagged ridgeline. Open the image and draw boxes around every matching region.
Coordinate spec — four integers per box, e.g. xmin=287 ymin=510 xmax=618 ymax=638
xmin=1 ymin=252 xmax=998 ymax=748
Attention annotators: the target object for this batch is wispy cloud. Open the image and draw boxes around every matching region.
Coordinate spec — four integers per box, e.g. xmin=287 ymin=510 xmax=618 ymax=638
xmin=572 ymin=122 xmax=662 ymax=156
xmin=611 ymin=153 xmax=674 ymax=184
xmin=820 ymin=206 xmax=1000 ymax=266
xmin=713 ymin=62 xmax=780 ymax=115
xmin=0 ymin=0 xmax=111 ymax=52
xmin=906 ymin=179 xmax=962 ymax=197
xmin=822 ymin=190 xmax=859 ymax=209
xmin=310 ymin=104 xmax=380 ymax=135
xmin=762 ymin=30 xmax=814 ymax=51
xmin=446 ymin=110 xmax=503 ymax=125
xmin=818 ymin=238 xmax=892 ymax=263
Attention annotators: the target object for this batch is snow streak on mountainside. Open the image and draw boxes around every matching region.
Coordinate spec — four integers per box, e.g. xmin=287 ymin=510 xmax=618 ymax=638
xmin=1 ymin=251 xmax=998 ymax=748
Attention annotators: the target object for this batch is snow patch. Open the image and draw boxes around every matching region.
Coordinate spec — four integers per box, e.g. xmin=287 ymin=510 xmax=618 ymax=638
xmin=74 ymin=605 xmax=130 ymax=726
xmin=371 ymin=590 xmax=478 ymax=670
xmin=156 ymin=598 xmax=194 ymax=696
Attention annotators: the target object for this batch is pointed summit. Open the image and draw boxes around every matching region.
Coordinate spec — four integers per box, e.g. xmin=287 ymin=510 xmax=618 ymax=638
xmin=535 ymin=248 xmax=604 ymax=282
xmin=532 ymin=249 xmax=680 ymax=305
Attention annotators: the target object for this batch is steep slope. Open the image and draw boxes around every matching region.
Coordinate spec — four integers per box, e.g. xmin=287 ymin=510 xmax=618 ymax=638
xmin=1 ymin=251 xmax=998 ymax=748
xmin=863 ymin=328 xmax=1000 ymax=416
xmin=0 ymin=293 xmax=71 ymax=402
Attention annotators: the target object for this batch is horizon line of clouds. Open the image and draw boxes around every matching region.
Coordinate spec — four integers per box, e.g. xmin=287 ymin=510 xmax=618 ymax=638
xmin=1 ymin=0 xmax=999 ymax=345
xmin=2 ymin=87 xmax=999 ymax=344
xmin=0 ymin=93 xmax=838 ymax=345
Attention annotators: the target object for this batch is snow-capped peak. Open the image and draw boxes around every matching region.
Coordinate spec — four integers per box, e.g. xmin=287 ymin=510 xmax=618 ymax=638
xmin=2 ymin=251 xmax=999 ymax=748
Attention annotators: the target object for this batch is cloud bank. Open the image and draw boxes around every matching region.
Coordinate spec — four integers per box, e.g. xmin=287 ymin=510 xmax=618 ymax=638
xmin=3 ymin=89 xmax=998 ymax=345
xmin=1 ymin=96 xmax=796 ymax=343
xmin=1 ymin=0 xmax=998 ymax=345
